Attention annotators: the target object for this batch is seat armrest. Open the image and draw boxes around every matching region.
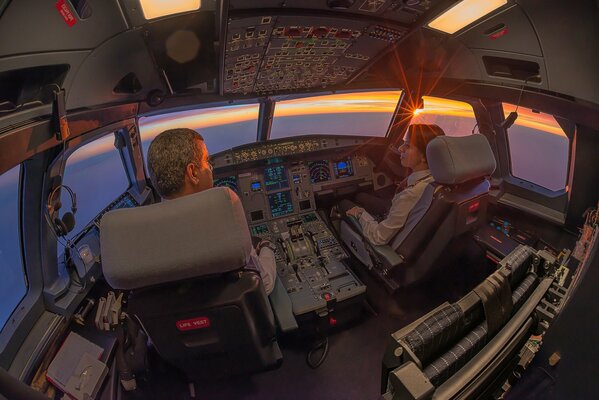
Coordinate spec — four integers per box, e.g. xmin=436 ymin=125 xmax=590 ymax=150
xmin=343 ymin=216 xmax=404 ymax=269
xmin=343 ymin=215 xmax=363 ymax=233
xmin=372 ymin=245 xmax=404 ymax=269
xmin=268 ymin=276 xmax=298 ymax=333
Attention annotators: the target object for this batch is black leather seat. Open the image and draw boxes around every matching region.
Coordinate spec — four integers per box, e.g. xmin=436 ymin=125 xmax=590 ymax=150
xmin=101 ymin=187 xmax=282 ymax=379
xmin=340 ymin=134 xmax=497 ymax=292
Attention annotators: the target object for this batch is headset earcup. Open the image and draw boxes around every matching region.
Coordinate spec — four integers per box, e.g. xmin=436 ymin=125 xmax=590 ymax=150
xmin=54 ymin=217 xmax=68 ymax=237
xmin=61 ymin=212 xmax=76 ymax=234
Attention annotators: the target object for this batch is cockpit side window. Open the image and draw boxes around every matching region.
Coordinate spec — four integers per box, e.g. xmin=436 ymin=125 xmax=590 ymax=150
xmin=409 ymin=96 xmax=477 ymax=137
xmin=502 ymin=103 xmax=569 ymax=192
xmin=138 ymin=103 xmax=260 ymax=159
xmin=270 ymin=90 xmax=402 ymax=140
xmin=0 ymin=165 xmax=27 ymax=332
xmin=61 ymin=133 xmax=130 ymax=241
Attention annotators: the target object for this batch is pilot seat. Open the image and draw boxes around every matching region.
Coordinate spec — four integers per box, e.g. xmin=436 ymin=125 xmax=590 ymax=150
xmin=339 ymin=134 xmax=497 ymax=292
xmin=100 ymin=187 xmax=282 ymax=380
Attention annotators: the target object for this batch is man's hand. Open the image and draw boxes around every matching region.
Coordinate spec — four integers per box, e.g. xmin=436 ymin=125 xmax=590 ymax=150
xmin=346 ymin=206 xmax=365 ymax=219
xmin=256 ymin=239 xmax=276 ymax=255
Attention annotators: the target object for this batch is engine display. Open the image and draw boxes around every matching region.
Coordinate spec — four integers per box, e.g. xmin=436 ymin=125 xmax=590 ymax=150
xmin=268 ymin=190 xmax=294 ymax=218
xmin=213 ymin=176 xmax=239 ymax=194
xmin=264 ymin=165 xmax=289 ymax=192
xmin=333 ymin=158 xmax=354 ymax=179
xmin=308 ymin=160 xmax=331 ymax=183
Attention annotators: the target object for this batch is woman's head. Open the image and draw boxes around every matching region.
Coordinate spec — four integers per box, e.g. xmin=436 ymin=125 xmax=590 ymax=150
xmin=399 ymin=124 xmax=445 ymax=170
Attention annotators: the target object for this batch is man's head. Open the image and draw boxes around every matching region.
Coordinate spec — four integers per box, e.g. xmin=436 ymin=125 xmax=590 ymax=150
xmin=399 ymin=124 xmax=445 ymax=170
xmin=147 ymin=128 xmax=213 ymax=199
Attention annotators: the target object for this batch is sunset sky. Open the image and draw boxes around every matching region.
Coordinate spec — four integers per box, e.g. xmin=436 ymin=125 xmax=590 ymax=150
xmin=69 ymin=93 xmax=565 ymax=161
xmin=502 ymin=103 xmax=566 ymax=137
xmin=139 ymin=91 xmax=403 ymax=140
xmin=273 ymin=90 xmax=403 ymax=117
xmin=412 ymin=96 xmax=476 ymax=119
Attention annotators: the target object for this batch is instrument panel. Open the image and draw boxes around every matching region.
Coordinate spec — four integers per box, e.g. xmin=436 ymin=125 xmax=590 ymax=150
xmin=213 ymin=154 xmax=374 ymax=224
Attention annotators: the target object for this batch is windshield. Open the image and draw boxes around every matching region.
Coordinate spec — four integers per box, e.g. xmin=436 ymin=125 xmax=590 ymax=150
xmin=139 ymin=104 xmax=260 ymax=156
xmin=270 ymin=90 xmax=402 ymax=139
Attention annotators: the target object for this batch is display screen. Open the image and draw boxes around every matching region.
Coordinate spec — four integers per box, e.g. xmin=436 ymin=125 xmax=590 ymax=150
xmin=264 ymin=165 xmax=289 ymax=191
xmin=250 ymin=224 xmax=269 ymax=235
xmin=268 ymin=190 xmax=294 ymax=218
xmin=333 ymin=158 xmax=354 ymax=179
xmin=213 ymin=176 xmax=239 ymax=193
xmin=251 ymin=181 xmax=262 ymax=192
xmin=250 ymin=210 xmax=264 ymax=221
xmin=308 ymin=160 xmax=331 ymax=183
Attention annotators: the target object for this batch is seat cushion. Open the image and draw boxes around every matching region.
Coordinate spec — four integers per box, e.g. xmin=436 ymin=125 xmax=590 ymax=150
xmin=427 ymin=135 xmax=496 ymax=185
xmin=101 ymin=187 xmax=252 ymax=290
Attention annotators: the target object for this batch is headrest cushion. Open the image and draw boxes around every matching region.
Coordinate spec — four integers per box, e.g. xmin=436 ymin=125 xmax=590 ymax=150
xmin=100 ymin=187 xmax=252 ymax=290
xmin=427 ymin=135 xmax=496 ymax=185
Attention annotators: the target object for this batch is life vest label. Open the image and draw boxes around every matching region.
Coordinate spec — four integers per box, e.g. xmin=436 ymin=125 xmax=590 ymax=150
xmin=176 ymin=317 xmax=211 ymax=331
xmin=55 ymin=0 xmax=77 ymax=27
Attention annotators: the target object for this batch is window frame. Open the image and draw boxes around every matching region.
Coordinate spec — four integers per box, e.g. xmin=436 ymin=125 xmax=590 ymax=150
xmin=41 ymin=123 xmax=133 ymax=316
xmin=58 ymin=130 xmax=133 ymax=242
xmin=138 ymin=98 xmax=263 ymax=157
xmin=0 ymin=165 xmax=27 ymax=331
xmin=0 ymin=161 xmax=48 ymax=369
xmin=500 ymin=103 xmax=573 ymax=197
xmin=480 ymin=97 xmax=572 ymax=225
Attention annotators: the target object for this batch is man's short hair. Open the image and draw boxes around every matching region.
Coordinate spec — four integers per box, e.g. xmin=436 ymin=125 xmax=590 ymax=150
xmin=147 ymin=128 xmax=205 ymax=198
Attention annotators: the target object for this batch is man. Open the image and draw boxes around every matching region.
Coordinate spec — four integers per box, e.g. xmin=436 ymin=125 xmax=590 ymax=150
xmin=146 ymin=128 xmax=276 ymax=294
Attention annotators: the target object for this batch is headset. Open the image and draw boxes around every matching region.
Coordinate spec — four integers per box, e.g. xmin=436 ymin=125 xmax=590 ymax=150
xmin=47 ymin=184 xmax=77 ymax=237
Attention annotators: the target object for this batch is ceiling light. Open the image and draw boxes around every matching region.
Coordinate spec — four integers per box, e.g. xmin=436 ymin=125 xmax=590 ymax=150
xmin=139 ymin=0 xmax=201 ymax=20
xmin=427 ymin=0 xmax=508 ymax=34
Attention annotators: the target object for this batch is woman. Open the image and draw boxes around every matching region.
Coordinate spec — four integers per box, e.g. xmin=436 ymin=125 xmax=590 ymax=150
xmin=344 ymin=124 xmax=445 ymax=245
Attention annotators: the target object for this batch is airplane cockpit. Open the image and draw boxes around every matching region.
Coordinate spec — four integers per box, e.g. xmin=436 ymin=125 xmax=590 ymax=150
xmin=1 ymin=1 xmax=599 ymax=399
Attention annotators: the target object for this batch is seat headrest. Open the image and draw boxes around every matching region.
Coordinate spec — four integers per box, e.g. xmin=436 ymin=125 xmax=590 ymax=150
xmin=100 ymin=187 xmax=252 ymax=290
xmin=427 ymin=135 xmax=496 ymax=185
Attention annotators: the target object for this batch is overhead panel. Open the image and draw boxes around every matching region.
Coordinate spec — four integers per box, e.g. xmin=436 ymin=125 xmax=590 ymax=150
xmin=228 ymin=0 xmax=436 ymax=24
xmin=224 ymin=15 xmax=407 ymax=95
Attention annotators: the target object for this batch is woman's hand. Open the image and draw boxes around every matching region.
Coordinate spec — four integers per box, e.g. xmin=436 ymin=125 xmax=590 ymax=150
xmin=346 ymin=206 xmax=365 ymax=219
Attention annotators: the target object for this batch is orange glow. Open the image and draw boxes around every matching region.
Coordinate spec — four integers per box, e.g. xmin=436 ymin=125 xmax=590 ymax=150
xmin=140 ymin=0 xmax=201 ymax=20
xmin=139 ymin=104 xmax=260 ymax=142
xmin=67 ymin=134 xmax=117 ymax=164
xmin=502 ymin=103 xmax=566 ymax=137
xmin=411 ymin=96 xmax=475 ymax=121
xmin=273 ymin=91 xmax=403 ymax=118
xmin=428 ymin=0 xmax=508 ymax=34
xmin=139 ymin=91 xmax=402 ymax=142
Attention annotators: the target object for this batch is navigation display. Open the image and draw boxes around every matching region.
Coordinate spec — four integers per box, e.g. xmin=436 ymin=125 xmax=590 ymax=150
xmin=268 ymin=190 xmax=294 ymax=218
xmin=333 ymin=158 xmax=354 ymax=179
xmin=264 ymin=165 xmax=289 ymax=191
xmin=213 ymin=176 xmax=239 ymax=193
xmin=308 ymin=160 xmax=331 ymax=183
